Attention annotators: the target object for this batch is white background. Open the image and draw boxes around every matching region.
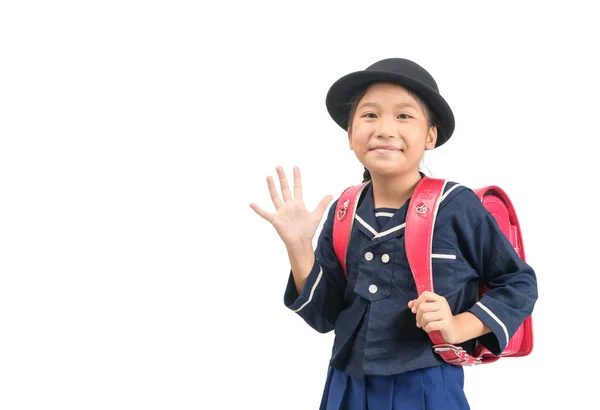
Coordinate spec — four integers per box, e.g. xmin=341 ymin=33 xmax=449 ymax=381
xmin=1 ymin=1 xmax=598 ymax=409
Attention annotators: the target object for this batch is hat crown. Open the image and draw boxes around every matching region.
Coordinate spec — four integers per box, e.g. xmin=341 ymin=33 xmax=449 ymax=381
xmin=366 ymin=58 xmax=439 ymax=92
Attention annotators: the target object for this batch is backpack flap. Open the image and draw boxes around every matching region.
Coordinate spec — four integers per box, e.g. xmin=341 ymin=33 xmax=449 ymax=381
xmin=472 ymin=186 xmax=534 ymax=360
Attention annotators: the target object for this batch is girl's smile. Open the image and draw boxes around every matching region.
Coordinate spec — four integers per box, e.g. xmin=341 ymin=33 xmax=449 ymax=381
xmin=369 ymin=145 xmax=403 ymax=154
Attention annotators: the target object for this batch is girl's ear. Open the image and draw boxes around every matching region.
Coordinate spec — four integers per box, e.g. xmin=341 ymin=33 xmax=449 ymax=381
xmin=348 ymin=130 xmax=354 ymax=150
xmin=425 ymin=126 xmax=438 ymax=150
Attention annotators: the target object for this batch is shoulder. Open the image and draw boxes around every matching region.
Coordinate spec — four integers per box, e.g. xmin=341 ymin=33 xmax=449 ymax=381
xmin=440 ymin=180 xmax=478 ymax=203
xmin=437 ymin=179 xmax=488 ymax=222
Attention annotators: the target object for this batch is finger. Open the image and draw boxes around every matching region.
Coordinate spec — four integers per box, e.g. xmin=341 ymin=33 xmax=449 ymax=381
xmin=423 ymin=320 xmax=445 ymax=334
xmin=276 ymin=166 xmax=292 ymax=201
xmin=411 ymin=295 xmax=426 ymax=313
xmin=293 ymin=167 xmax=302 ymax=201
xmin=415 ymin=302 xmax=441 ymax=324
xmin=266 ymin=176 xmax=283 ymax=209
xmin=411 ymin=291 xmax=442 ymax=312
xmin=249 ymin=203 xmax=274 ymax=223
xmin=418 ymin=311 xmax=443 ymax=328
xmin=419 ymin=291 xmax=443 ymax=302
xmin=313 ymin=195 xmax=333 ymax=218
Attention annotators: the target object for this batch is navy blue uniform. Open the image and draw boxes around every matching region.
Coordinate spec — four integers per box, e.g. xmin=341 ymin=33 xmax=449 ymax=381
xmin=283 ymin=178 xmax=538 ymax=408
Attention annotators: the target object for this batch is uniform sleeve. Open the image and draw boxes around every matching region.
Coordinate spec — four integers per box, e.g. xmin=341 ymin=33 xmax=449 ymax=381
xmin=457 ymin=193 xmax=538 ymax=355
xmin=283 ymin=200 xmax=347 ymax=333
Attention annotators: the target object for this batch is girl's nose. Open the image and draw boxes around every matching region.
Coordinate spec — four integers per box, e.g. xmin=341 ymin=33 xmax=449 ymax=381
xmin=376 ymin=117 xmax=397 ymax=139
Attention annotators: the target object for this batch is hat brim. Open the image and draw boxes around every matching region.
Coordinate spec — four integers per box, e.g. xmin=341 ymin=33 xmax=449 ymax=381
xmin=325 ymin=70 xmax=455 ymax=147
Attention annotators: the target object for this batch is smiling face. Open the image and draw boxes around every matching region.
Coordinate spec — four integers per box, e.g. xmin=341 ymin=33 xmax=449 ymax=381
xmin=348 ymin=82 xmax=437 ymax=180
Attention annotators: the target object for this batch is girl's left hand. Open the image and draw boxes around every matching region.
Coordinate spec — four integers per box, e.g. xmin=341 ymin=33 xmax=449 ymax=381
xmin=408 ymin=291 xmax=461 ymax=344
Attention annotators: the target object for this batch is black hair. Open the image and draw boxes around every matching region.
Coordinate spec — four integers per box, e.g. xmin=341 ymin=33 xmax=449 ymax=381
xmin=346 ymin=83 xmax=440 ymax=182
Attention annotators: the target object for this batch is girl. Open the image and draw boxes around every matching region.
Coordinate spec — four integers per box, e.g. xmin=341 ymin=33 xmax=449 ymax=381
xmin=249 ymin=58 xmax=538 ymax=409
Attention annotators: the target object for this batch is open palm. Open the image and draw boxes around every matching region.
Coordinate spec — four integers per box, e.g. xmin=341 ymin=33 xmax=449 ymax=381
xmin=249 ymin=166 xmax=333 ymax=250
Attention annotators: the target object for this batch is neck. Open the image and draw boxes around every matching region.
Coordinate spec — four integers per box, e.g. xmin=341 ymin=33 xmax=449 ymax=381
xmin=370 ymin=170 xmax=423 ymax=209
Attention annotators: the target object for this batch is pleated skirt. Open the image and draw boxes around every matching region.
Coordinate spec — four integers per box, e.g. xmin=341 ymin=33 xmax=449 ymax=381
xmin=319 ymin=364 xmax=470 ymax=410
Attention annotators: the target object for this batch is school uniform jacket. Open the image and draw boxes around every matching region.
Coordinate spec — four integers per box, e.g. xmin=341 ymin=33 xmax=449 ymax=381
xmin=283 ymin=179 xmax=538 ymax=380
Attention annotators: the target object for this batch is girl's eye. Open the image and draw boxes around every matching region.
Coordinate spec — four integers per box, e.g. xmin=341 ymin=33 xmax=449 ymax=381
xmin=362 ymin=113 xmax=377 ymax=119
xmin=397 ymin=114 xmax=412 ymax=119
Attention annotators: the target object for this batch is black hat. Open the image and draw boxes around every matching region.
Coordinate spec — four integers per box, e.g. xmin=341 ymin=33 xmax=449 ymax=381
xmin=325 ymin=58 xmax=455 ymax=147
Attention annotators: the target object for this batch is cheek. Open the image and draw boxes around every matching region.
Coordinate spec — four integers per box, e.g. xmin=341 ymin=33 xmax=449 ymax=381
xmin=408 ymin=127 xmax=430 ymax=147
xmin=350 ymin=132 xmax=369 ymax=150
xmin=350 ymin=122 xmax=369 ymax=140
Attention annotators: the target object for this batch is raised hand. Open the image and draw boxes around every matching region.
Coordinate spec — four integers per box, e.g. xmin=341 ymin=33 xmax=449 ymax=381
xmin=249 ymin=166 xmax=333 ymax=250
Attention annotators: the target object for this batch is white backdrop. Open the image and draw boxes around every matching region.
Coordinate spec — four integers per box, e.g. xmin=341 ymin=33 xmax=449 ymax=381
xmin=1 ymin=1 xmax=598 ymax=409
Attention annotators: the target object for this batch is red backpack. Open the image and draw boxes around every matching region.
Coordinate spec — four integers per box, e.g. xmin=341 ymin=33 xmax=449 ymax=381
xmin=332 ymin=176 xmax=533 ymax=366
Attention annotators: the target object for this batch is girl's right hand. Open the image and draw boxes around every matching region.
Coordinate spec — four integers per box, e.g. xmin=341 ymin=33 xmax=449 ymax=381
xmin=249 ymin=166 xmax=333 ymax=250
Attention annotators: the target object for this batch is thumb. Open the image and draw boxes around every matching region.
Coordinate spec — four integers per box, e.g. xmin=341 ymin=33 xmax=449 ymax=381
xmin=313 ymin=195 xmax=334 ymax=219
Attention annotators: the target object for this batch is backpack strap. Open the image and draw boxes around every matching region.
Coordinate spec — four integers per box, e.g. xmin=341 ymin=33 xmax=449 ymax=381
xmin=332 ymin=182 xmax=369 ymax=278
xmin=406 ymin=177 xmax=481 ymax=366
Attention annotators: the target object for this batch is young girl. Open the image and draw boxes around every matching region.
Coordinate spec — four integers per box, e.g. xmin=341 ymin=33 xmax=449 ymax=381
xmin=249 ymin=58 xmax=538 ymax=409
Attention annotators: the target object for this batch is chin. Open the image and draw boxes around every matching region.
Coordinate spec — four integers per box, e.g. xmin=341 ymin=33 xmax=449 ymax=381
xmin=366 ymin=167 xmax=403 ymax=179
xmin=367 ymin=162 xmax=419 ymax=178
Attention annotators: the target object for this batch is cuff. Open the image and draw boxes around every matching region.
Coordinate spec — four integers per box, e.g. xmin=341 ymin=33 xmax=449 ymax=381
xmin=468 ymin=300 xmax=510 ymax=355
xmin=283 ymin=263 xmax=323 ymax=312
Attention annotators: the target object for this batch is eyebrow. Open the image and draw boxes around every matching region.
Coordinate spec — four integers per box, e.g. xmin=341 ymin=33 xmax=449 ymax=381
xmin=358 ymin=102 xmax=419 ymax=110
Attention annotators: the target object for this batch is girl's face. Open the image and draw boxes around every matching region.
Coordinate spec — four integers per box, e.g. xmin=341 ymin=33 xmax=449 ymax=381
xmin=348 ymin=82 xmax=437 ymax=180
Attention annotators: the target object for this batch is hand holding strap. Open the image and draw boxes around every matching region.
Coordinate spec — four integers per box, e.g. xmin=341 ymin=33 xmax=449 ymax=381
xmin=406 ymin=177 xmax=481 ymax=366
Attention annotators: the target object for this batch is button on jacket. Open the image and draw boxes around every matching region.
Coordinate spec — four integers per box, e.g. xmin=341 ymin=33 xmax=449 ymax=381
xmin=283 ymin=179 xmax=538 ymax=380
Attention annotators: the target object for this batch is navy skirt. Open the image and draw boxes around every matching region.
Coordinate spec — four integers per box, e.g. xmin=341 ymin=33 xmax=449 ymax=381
xmin=319 ymin=364 xmax=470 ymax=410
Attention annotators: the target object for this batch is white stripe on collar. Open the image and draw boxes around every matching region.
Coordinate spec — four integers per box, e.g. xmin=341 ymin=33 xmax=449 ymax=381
xmin=375 ymin=211 xmax=395 ymax=217
xmin=374 ymin=222 xmax=406 ymax=239
xmin=355 ymin=215 xmax=378 ymax=236
xmin=354 ymin=182 xmax=460 ymax=241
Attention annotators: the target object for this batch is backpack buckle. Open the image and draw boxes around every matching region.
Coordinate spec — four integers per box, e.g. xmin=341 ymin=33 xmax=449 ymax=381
xmin=433 ymin=345 xmax=463 ymax=354
xmin=433 ymin=344 xmax=482 ymax=366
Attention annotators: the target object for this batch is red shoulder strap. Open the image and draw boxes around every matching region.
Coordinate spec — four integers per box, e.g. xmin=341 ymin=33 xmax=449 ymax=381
xmin=405 ymin=177 xmax=446 ymax=295
xmin=332 ymin=183 xmax=368 ymax=278
xmin=406 ymin=177 xmax=481 ymax=366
